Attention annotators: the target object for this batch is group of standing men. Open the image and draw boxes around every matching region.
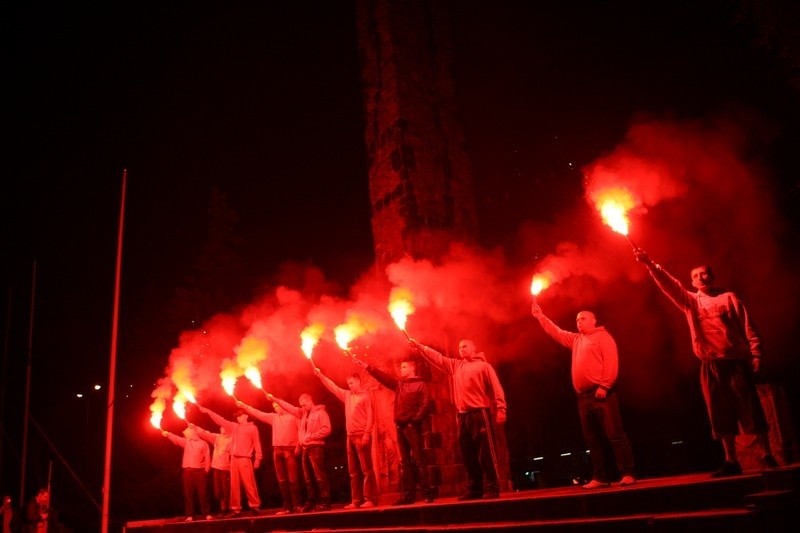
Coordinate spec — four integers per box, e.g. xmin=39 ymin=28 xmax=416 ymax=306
xmin=159 ymin=335 xmax=510 ymax=520
xmin=160 ymin=247 xmax=779 ymax=520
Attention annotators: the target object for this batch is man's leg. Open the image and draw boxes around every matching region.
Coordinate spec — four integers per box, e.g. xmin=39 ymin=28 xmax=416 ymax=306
xmin=346 ymin=435 xmax=363 ymax=505
xmin=458 ymin=412 xmax=483 ymax=497
xmin=356 ymin=433 xmax=377 ymax=505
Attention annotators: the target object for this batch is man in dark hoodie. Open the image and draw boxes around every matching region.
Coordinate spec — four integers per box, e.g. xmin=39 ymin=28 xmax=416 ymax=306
xmin=531 ymin=304 xmax=635 ymax=489
xmin=353 ymin=355 xmax=435 ymax=505
xmin=408 ymin=337 xmax=506 ymax=500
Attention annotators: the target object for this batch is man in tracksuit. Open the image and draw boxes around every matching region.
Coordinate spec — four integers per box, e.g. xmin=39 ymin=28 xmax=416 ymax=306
xmin=236 ymin=399 xmax=302 ymax=514
xmin=199 ymin=405 xmax=262 ymax=516
xmin=409 ymin=338 xmax=507 ymax=500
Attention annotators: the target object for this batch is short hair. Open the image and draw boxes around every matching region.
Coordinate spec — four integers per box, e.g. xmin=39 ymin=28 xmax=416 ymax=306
xmin=692 ymin=265 xmax=715 ymax=278
xmin=348 ymin=373 xmax=361 ymax=382
xmin=299 ymin=393 xmax=312 ymax=403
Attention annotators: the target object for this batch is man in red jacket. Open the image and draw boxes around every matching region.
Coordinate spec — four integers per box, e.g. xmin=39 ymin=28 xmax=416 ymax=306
xmin=531 ymin=304 xmax=635 ymax=489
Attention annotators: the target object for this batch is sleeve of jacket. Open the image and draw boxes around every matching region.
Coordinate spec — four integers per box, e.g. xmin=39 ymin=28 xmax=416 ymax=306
xmin=252 ymin=425 xmax=263 ymax=461
xmin=365 ymin=393 xmax=375 ymax=434
xmin=366 ymin=365 xmax=398 ymax=390
xmin=202 ymin=441 xmax=211 ymax=472
xmin=195 ymin=426 xmax=217 ymax=444
xmin=247 ymin=406 xmax=275 ymax=425
xmin=318 ymin=373 xmax=347 ymax=402
xmin=597 ymin=331 xmax=619 ymax=390
xmin=166 ymin=433 xmax=186 ymax=448
xmin=206 ymin=410 xmax=237 ymax=433
xmin=647 ymin=263 xmax=692 ymax=311
xmin=274 ymin=397 xmax=303 ymax=418
xmin=418 ymin=344 xmax=455 ymax=375
xmin=485 ymin=363 xmax=507 ymax=412
xmin=731 ymin=294 xmax=762 ymax=357
xmin=536 ymin=314 xmax=578 ymax=349
xmin=413 ymin=381 xmax=432 ymax=422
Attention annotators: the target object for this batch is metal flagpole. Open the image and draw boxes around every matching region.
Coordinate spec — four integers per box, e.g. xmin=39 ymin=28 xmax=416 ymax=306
xmin=101 ymin=169 xmax=127 ymax=533
xmin=19 ymin=260 xmax=36 ymax=507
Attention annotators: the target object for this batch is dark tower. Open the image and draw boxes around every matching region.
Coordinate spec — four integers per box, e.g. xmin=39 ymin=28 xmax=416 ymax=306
xmin=356 ymin=0 xmax=510 ymax=500
xmin=357 ymin=0 xmax=478 ymax=269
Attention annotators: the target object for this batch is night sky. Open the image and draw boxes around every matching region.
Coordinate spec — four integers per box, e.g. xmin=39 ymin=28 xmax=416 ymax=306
xmin=3 ymin=1 xmax=800 ymax=530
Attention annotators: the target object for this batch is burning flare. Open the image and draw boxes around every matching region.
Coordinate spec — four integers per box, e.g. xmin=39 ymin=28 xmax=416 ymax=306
xmin=150 ymin=397 xmax=165 ymax=429
xmin=300 ymin=323 xmax=325 ymax=359
xmin=530 ymin=273 xmax=553 ymax=297
xmin=220 ymin=362 xmax=241 ymax=397
xmin=388 ymin=287 xmax=415 ymax=331
xmin=172 ymin=395 xmax=187 ymax=420
xmin=244 ymin=366 xmax=263 ymax=390
xmin=593 ymin=187 xmax=636 ymax=236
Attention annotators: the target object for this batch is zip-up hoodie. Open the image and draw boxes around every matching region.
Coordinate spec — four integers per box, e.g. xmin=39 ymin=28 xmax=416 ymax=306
xmin=417 ymin=345 xmax=506 ymax=414
xmin=365 ymin=365 xmax=431 ymax=424
xmin=535 ymin=314 xmax=618 ymax=393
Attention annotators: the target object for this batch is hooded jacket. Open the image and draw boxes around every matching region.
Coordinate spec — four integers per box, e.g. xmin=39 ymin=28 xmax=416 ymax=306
xmin=365 ymin=365 xmax=432 ymax=424
xmin=417 ymin=345 xmax=506 ymax=414
xmin=645 ymin=262 xmax=760 ymax=361
xmin=244 ymin=406 xmax=300 ymax=447
xmin=536 ymin=315 xmax=618 ymax=393
xmin=274 ymin=397 xmax=331 ymax=446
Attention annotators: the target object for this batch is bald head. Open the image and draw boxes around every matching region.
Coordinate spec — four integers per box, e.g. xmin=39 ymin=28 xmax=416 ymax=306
xmin=576 ymin=311 xmax=597 ymax=334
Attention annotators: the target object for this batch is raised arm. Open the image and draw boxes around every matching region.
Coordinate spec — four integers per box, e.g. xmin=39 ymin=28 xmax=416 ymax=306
xmin=634 ymin=249 xmax=692 ymax=310
xmin=531 ymin=304 xmax=578 ymax=349
xmin=314 ymin=368 xmax=347 ymax=402
xmin=266 ymin=393 xmax=303 ymax=418
xmin=408 ymin=338 xmax=455 ymax=375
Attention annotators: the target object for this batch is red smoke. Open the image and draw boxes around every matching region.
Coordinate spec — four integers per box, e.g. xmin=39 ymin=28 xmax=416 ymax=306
xmin=150 ymin=112 xmax=799 ymax=432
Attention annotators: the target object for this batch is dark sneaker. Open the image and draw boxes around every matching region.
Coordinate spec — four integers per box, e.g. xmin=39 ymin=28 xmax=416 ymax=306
xmin=582 ymin=480 xmax=610 ymax=489
xmin=457 ymin=492 xmax=482 ymax=501
xmin=760 ymin=455 xmax=779 ymax=469
xmin=711 ymin=461 xmax=742 ymax=478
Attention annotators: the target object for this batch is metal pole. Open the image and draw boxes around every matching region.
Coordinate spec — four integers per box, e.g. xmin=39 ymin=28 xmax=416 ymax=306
xmin=101 ymin=169 xmax=127 ymax=533
xmin=0 ymin=288 xmax=12 ymax=484
xmin=20 ymin=260 xmax=36 ymax=507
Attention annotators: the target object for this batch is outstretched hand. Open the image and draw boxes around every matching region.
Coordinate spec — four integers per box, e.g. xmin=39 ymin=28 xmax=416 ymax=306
xmin=235 ymin=400 xmax=245 ymax=408
xmin=407 ymin=338 xmax=422 ymax=351
xmin=633 ymin=248 xmax=652 ymax=266
xmin=312 ymin=366 xmax=322 ymax=376
xmin=531 ymin=303 xmax=543 ymax=318
xmin=351 ymin=357 xmax=367 ymax=369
